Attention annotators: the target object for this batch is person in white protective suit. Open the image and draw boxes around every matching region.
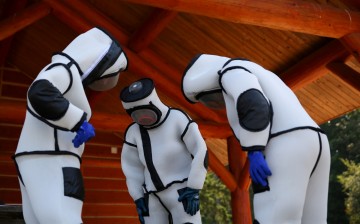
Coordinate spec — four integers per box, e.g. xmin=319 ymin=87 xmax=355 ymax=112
xmin=181 ymin=54 xmax=331 ymax=224
xmin=13 ymin=27 xmax=128 ymax=224
xmin=120 ymin=78 xmax=208 ymax=224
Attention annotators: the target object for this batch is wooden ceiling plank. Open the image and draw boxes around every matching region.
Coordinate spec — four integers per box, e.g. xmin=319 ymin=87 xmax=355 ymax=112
xmin=342 ymin=0 xmax=360 ymax=9
xmin=128 ymin=8 xmax=177 ymax=53
xmin=340 ymin=32 xmax=360 ymax=63
xmin=326 ymin=61 xmax=360 ymax=92
xmin=281 ymin=40 xmax=349 ymax=91
xmin=0 ymin=0 xmax=28 ymax=65
xmin=122 ymin=0 xmax=360 ymax=38
xmin=0 ymin=99 xmax=231 ymax=139
xmin=57 ymin=0 xmax=226 ymax=123
xmin=57 ymin=0 xmax=128 ymax=43
xmin=0 ymin=2 xmax=51 ymax=41
xmin=42 ymin=0 xmax=93 ymax=33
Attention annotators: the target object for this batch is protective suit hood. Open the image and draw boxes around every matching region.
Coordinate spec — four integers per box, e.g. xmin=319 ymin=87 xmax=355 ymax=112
xmin=120 ymin=78 xmax=168 ymax=127
xmin=181 ymin=54 xmax=230 ymax=103
xmin=52 ymin=27 xmax=128 ymax=91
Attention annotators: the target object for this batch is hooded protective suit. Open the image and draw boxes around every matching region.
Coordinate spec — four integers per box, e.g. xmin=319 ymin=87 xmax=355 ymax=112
xmin=120 ymin=78 xmax=208 ymax=224
xmin=182 ymin=54 xmax=330 ymax=224
xmin=14 ymin=27 xmax=128 ymax=224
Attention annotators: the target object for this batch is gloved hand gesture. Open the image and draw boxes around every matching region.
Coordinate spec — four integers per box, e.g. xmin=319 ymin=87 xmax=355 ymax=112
xmin=248 ymin=150 xmax=272 ymax=187
xmin=178 ymin=187 xmax=200 ymax=216
xmin=135 ymin=197 xmax=148 ymax=224
xmin=72 ymin=120 xmax=95 ymax=148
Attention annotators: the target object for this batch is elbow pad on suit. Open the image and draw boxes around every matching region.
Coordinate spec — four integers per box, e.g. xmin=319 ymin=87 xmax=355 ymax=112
xmin=28 ymin=79 xmax=69 ymax=120
xmin=237 ymin=88 xmax=271 ymax=132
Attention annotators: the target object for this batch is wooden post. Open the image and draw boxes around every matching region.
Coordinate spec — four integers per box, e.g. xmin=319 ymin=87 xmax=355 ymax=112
xmin=227 ymin=136 xmax=252 ymax=224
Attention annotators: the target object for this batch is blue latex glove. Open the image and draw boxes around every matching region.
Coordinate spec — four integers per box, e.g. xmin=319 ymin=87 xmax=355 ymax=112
xmin=248 ymin=151 xmax=272 ymax=187
xmin=135 ymin=197 xmax=148 ymax=224
xmin=72 ymin=120 xmax=95 ymax=148
xmin=178 ymin=187 xmax=200 ymax=216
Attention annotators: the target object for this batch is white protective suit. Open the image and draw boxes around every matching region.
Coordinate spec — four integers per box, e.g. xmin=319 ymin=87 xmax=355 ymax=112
xmin=182 ymin=54 xmax=330 ymax=224
xmin=120 ymin=78 xmax=208 ymax=224
xmin=14 ymin=27 xmax=128 ymax=224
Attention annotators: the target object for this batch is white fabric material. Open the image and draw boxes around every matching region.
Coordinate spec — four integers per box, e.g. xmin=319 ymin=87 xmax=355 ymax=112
xmin=122 ymin=109 xmax=207 ymax=200
xmin=222 ymin=60 xmax=318 ymax=133
xmin=220 ymin=62 xmax=271 ymax=148
xmin=62 ymin=28 xmax=111 ymax=78
xmin=16 ymin=60 xmax=89 ymax=156
xmin=122 ymin=88 xmax=169 ymax=126
xmin=144 ymin=181 xmax=202 ymax=224
xmin=16 ymin=155 xmax=83 ymax=224
xmin=182 ymin=54 xmax=331 ymax=223
xmin=14 ymin=27 xmax=125 ymax=224
xmin=182 ymin=54 xmax=229 ymax=102
xmin=254 ymin=130 xmax=330 ymax=224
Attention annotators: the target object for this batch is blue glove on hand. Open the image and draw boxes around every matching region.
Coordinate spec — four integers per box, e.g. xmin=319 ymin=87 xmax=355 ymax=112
xmin=178 ymin=187 xmax=200 ymax=216
xmin=135 ymin=197 xmax=148 ymax=224
xmin=72 ymin=120 xmax=95 ymax=148
xmin=248 ymin=151 xmax=272 ymax=187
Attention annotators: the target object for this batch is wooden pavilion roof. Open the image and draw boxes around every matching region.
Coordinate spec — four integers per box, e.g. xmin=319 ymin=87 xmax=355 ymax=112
xmin=0 ymin=0 xmax=360 ymax=223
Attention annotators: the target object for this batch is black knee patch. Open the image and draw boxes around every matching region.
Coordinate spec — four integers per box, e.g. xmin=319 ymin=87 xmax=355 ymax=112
xmin=63 ymin=167 xmax=85 ymax=201
xmin=252 ymin=180 xmax=270 ymax=194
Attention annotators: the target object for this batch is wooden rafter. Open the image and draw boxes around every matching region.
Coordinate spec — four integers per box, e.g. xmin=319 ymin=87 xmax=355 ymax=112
xmin=208 ymin=148 xmax=237 ymax=192
xmin=326 ymin=61 xmax=360 ymax=91
xmin=0 ymin=2 xmax=51 ymax=41
xmin=128 ymin=8 xmax=177 ymax=52
xmin=122 ymin=0 xmax=360 ymax=38
xmin=0 ymin=0 xmax=28 ymax=65
xmin=342 ymin=0 xmax=360 ymax=9
xmin=43 ymin=0 xmax=227 ymax=123
xmin=281 ymin=40 xmax=349 ymax=91
xmin=341 ymin=32 xmax=360 ymax=63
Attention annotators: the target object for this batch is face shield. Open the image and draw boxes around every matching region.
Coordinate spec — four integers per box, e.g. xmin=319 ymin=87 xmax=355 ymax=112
xmin=87 ymin=73 xmax=119 ymax=91
xmin=196 ymin=89 xmax=225 ymax=110
xmin=126 ymin=104 xmax=162 ymax=126
xmin=121 ymin=78 xmax=166 ymax=126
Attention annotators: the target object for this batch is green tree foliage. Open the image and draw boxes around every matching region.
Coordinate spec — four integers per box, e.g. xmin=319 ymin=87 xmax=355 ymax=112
xmin=321 ymin=109 xmax=360 ymax=224
xmin=200 ymin=172 xmax=232 ymax=224
xmin=338 ymin=159 xmax=360 ymax=224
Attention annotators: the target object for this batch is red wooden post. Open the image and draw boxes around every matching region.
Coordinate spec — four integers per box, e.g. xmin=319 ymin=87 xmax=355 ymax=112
xmin=228 ymin=136 xmax=252 ymax=224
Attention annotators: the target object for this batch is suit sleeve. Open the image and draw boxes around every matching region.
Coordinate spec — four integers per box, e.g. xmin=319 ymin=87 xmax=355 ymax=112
xmin=121 ymin=125 xmax=145 ymax=201
xmin=219 ymin=60 xmax=271 ymax=151
xmin=27 ymin=66 xmax=86 ymax=131
xmin=181 ymin=120 xmax=208 ymax=190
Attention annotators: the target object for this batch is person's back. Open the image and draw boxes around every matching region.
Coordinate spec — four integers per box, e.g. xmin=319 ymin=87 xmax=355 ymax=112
xmin=233 ymin=59 xmax=318 ymax=133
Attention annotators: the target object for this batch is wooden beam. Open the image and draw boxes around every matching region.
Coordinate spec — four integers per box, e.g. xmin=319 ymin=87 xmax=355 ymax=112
xmin=326 ymin=61 xmax=360 ymax=92
xmin=207 ymin=148 xmax=237 ymax=192
xmin=0 ymin=0 xmax=28 ymax=65
xmin=342 ymin=0 xmax=360 ymax=9
xmin=281 ymin=40 xmax=349 ymax=91
xmin=198 ymin=122 xmax=232 ymax=139
xmin=0 ymin=2 xmax=51 ymax=41
xmin=122 ymin=0 xmax=360 ymax=38
xmin=45 ymin=0 xmax=226 ymax=123
xmin=128 ymin=8 xmax=177 ymax=52
xmin=340 ymin=32 xmax=360 ymax=63
xmin=0 ymin=99 xmax=231 ymax=138
xmin=227 ymin=136 xmax=252 ymax=224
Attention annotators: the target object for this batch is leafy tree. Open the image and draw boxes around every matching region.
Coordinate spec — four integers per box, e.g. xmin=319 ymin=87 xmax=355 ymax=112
xmin=200 ymin=172 xmax=232 ymax=224
xmin=338 ymin=159 xmax=360 ymax=224
xmin=321 ymin=108 xmax=360 ymax=224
